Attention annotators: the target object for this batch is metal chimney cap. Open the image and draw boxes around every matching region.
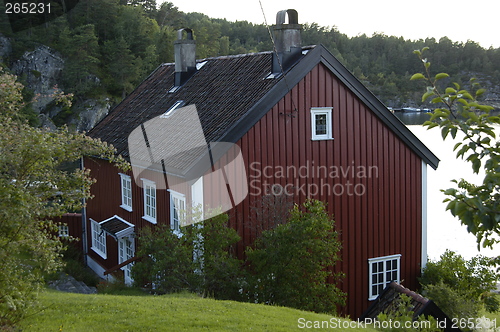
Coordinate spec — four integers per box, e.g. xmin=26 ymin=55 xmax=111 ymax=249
xmin=176 ymin=28 xmax=194 ymax=41
xmin=276 ymin=9 xmax=298 ymax=25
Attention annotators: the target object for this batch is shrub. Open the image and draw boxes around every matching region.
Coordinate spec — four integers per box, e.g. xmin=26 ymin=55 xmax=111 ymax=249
xmin=183 ymin=213 xmax=243 ymax=300
xmin=375 ymin=294 xmax=441 ymax=332
xmin=132 ymin=225 xmax=196 ymax=294
xmin=132 ymin=213 xmax=242 ymax=299
xmin=420 ymin=250 xmax=499 ymax=318
xmin=245 ymin=199 xmax=346 ymax=314
xmin=421 ymin=281 xmax=479 ymax=321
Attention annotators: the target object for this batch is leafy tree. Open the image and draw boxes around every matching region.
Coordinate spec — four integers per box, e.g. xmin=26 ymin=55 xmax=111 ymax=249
xmin=412 ymin=47 xmax=500 ymax=249
xmin=117 ymin=5 xmax=160 ymax=59
xmin=245 ymin=199 xmax=346 ymax=314
xmin=0 ymin=68 xmax=127 ymax=327
xmin=128 ymin=0 xmax=157 ymax=18
xmin=156 ymin=1 xmax=185 ymax=28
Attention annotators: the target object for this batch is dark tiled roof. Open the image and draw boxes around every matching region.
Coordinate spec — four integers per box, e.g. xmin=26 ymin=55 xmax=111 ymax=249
xmin=100 ymin=215 xmax=134 ymax=239
xmin=360 ymin=282 xmax=460 ymax=331
xmin=89 ymin=45 xmax=439 ymax=170
xmin=89 ymin=50 xmax=295 ymax=159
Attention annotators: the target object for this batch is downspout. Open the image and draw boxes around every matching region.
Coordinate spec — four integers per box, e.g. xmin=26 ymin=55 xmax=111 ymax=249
xmin=80 ymin=157 xmax=88 ymax=265
xmin=421 ymin=160 xmax=428 ymax=270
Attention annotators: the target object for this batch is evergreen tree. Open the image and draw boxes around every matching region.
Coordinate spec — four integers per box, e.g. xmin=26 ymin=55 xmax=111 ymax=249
xmin=59 ymin=24 xmax=100 ymax=96
xmin=102 ymin=36 xmax=140 ymax=99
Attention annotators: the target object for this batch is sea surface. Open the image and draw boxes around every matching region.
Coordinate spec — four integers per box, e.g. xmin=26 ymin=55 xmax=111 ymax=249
xmin=398 ymin=112 xmax=500 ymax=261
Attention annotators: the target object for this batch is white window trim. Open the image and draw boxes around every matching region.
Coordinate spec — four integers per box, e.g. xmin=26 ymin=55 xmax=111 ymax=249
xmin=119 ymin=173 xmax=133 ymax=212
xmin=90 ymin=218 xmax=107 ymax=259
xmin=142 ymin=179 xmax=157 ymax=224
xmin=368 ymin=254 xmax=401 ymax=300
xmin=311 ymin=107 xmax=333 ymax=140
xmin=169 ymin=189 xmax=186 ymax=235
xmin=58 ymin=224 xmax=69 ymax=237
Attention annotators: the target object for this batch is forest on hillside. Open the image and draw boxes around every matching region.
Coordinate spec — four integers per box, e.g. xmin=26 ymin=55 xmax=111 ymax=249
xmin=1 ymin=0 xmax=500 ymax=127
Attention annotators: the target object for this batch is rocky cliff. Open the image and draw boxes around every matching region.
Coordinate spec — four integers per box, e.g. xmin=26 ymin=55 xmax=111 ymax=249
xmin=1 ymin=36 xmax=110 ymax=131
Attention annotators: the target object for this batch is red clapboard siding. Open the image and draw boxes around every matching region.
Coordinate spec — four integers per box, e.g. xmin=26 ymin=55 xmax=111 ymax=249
xmin=84 ymin=60 xmax=424 ymax=319
xmin=234 ymin=62 xmax=423 ymax=318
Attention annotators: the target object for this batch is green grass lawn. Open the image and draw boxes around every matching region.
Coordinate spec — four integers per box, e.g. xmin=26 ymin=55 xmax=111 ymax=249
xmin=20 ymin=289 xmax=377 ymax=331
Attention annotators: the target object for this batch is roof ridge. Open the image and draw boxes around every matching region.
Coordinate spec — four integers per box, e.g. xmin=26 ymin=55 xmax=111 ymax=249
xmin=160 ymin=45 xmax=317 ymax=67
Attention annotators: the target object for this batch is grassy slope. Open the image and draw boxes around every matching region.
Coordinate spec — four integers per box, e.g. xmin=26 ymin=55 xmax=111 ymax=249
xmin=21 ymin=290 xmax=377 ymax=331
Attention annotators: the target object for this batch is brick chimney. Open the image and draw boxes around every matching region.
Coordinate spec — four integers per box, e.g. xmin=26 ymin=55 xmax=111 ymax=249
xmin=174 ymin=28 xmax=196 ymax=87
xmin=272 ymin=9 xmax=302 ymax=74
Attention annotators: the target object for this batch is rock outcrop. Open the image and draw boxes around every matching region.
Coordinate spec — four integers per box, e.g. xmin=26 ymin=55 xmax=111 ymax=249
xmin=0 ymin=34 xmax=11 ymax=60
xmin=11 ymin=45 xmax=65 ymax=115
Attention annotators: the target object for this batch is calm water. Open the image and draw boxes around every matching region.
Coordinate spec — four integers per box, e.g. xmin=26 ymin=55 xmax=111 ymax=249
xmin=395 ymin=109 xmax=500 ymax=126
xmin=394 ymin=111 xmax=433 ymax=125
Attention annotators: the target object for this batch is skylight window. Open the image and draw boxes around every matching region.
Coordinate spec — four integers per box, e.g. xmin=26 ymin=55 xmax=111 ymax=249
xmin=160 ymin=100 xmax=185 ymax=118
xmin=196 ymin=61 xmax=208 ymax=70
xmin=265 ymin=72 xmax=283 ymax=80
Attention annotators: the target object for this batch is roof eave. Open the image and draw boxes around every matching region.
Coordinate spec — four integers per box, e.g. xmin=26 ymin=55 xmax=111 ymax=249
xmin=220 ymin=44 xmax=439 ymax=170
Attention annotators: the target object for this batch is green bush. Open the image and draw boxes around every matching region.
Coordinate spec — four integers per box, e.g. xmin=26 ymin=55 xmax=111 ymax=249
xmin=375 ymin=294 xmax=441 ymax=332
xmin=132 ymin=213 xmax=242 ymax=299
xmin=422 ymin=281 xmax=480 ymax=321
xmin=183 ymin=213 xmax=243 ymax=300
xmin=245 ymin=199 xmax=346 ymax=314
xmin=132 ymin=224 xmax=196 ymax=294
xmin=420 ymin=250 xmax=499 ymax=318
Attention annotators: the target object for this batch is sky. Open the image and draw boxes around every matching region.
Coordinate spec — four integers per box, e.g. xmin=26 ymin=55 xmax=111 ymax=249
xmin=165 ymin=0 xmax=499 ymax=49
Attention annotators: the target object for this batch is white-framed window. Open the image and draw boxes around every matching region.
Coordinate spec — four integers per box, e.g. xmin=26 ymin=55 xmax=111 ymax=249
xmin=119 ymin=236 xmax=135 ymax=285
xmin=169 ymin=190 xmax=186 ymax=233
xmin=119 ymin=173 xmax=133 ymax=212
xmin=142 ymin=179 xmax=157 ymax=223
xmin=58 ymin=224 xmax=69 ymax=237
xmin=311 ymin=107 xmax=333 ymax=140
xmin=90 ymin=219 xmax=107 ymax=259
xmin=368 ymin=254 xmax=401 ymax=300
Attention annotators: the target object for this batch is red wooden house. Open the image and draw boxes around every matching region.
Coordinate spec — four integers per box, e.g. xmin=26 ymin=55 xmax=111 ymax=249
xmin=81 ymin=10 xmax=439 ymax=318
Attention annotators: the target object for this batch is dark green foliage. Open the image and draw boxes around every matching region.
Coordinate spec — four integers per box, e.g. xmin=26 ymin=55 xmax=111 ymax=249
xmin=132 ymin=225 xmax=196 ymax=293
xmin=245 ymin=199 xmax=346 ymax=314
xmin=420 ymin=250 xmax=499 ymax=318
xmin=422 ymin=281 xmax=480 ymax=321
xmin=132 ymin=213 xmax=242 ymax=300
xmin=184 ymin=213 xmax=243 ymax=300
xmin=3 ymin=0 xmax=500 ymax=127
xmin=101 ymin=36 xmax=140 ymax=98
xmin=0 ymin=70 xmax=127 ymax=328
xmin=59 ymin=24 xmax=101 ymax=96
xmin=375 ymin=294 xmax=441 ymax=332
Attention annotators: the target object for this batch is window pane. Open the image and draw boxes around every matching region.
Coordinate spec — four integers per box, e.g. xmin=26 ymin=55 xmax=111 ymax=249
xmin=315 ymin=114 xmax=327 ymax=135
xmin=316 ymin=118 xmax=326 ymax=134
xmin=372 ymin=262 xmax=378 ymax=273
